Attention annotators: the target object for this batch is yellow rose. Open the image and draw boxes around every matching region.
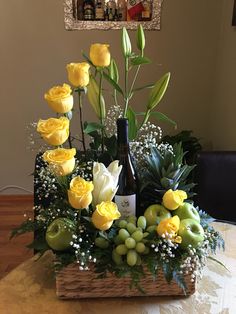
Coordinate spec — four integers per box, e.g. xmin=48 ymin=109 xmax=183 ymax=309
xmin=37 ymin=117 xmax=69 ymax=146
xmin=156 ymin=216 xmax=182 ymax=243
xmin=66 ymin=62 xmax=90 ymax=88
xmin=44 ymin=83 xmax=73 ymax=114
xmin=92 ymin=201 xmax=121 ymax=231
xmin=162 ymin=189 xmax=187 ymax=210
xmin=90 ymin=44 xmax=111 ymax=67
xmin=43 ymin=148 xmax=76 ymax=176
xmin=68 ymin=176 xmax=94 ymax=210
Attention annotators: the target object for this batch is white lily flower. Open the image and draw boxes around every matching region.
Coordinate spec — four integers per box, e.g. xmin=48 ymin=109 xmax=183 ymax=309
xmin=92 ymin=160 xmax=122 ymax=206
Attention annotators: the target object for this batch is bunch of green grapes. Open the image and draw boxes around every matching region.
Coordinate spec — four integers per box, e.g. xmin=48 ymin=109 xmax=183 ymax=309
xmin=112 ymin=216 xmax=151 ymax=267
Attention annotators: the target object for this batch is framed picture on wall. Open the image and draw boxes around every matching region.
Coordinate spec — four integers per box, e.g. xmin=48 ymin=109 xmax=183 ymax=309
xmin=232 ymin=0 xmax=236 ymax=26
xmin=64 ymin=0 xmax=162 ymax=30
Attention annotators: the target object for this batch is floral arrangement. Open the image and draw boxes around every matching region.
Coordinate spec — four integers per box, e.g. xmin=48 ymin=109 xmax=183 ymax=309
xmin=12 ymin=26 xmax=224 ymax=293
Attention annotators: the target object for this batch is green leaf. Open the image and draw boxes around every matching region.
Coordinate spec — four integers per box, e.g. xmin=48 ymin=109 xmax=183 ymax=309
xmin=133 ymin=83 xmax=154 ymax=92
xmin=103 ymin=72 xmax=124 ymax=95
xmin=136 ymin=24 xmax=145 ymax=51
xmin=82 ymin=51 xmax=94 ymax=67
xmin=130 ymin=56 xmax=151 ymax=66
xmin=126 ymin=107 xmax=138 ymax=140
xmin=27 ymin=237 xmax=50 ymax=252
xmin=150 ymin=111 xmax=177 ymax=127
xmin=147 ymin=72 xmax=171 ymax=110
xmin=162 ymin=262 xmax=173 ymax=283
xmin=87 ymin=75 xmax=106 ymax=118
xmin=109 ymin=59 xmax=119 ymax=84
xmin=84 ymin=122 xmax=103 ymax=134
xmin=172 ymin=271 xmax=187 ymax=295
xmin=122 ymin=27 xmax=132 ymax=57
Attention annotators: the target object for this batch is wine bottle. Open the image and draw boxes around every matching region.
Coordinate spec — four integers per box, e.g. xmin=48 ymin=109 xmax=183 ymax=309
xmin=95 ymin=0 xmax=105 ymax=20
xmin=83 ymin=0 xmax=95 ymax=20
xmin=115 ymin=118 xmax=139 ymax=218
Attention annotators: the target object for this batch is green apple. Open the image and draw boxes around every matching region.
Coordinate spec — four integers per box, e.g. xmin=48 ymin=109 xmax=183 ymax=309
xmin=174 ymin=202 xmax=200 ymax=222
xmin=144 ymin=204 xmax=171 ymax=226
xmin=178 ymin=218 xmax=204 ymax=249
xmin=46 ymin=218 xmax=76 ymax=251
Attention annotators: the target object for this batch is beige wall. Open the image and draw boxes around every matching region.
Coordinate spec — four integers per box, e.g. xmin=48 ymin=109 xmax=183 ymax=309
xmin=210 ymin=0 xmax=236 ymax=149
xmin=0 ymin=0 xmax=235 ymax=193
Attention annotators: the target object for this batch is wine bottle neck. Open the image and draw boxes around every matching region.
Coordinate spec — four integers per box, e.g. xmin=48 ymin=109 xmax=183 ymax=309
xmin=117 ymin=118 xmax=129 ymax=146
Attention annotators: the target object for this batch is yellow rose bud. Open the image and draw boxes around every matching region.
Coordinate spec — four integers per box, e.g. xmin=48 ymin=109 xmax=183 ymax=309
xmin=92 ymin=201 xmax=121 ymax=231
xmin=66 ymin=62 xmax=90 ymax=88
xmin=43 ymin=148 xmax=76 ymax=176
xmin=37 ymin=117 xmax=70 ymax=146
xmin=157 ymin=215 xmax=181 ymax=243
xmin=90 ymin=44 xmax=111 ymax=67
xmin=162 ymin=189 xmax=187 ymax=210
xmin=44 ymin=83 xmax=73 ymax=114
xmin=68 ymin=176 xmax=94 ymax=210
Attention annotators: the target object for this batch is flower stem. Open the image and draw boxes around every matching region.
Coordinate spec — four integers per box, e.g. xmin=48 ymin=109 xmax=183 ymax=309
xmin=139 ymin=110 xmax=150 ymax=130
xmin=98 ymin=70 xmax=105 ymax=153
xmin=78 ymin=90 xmax=86 ymax=153
xmin=64 ymin=113 xmax=72 ymax=148
xmin=68 ymin=132 xmax=73 ymax=149
xmin=128 ymin=50 xmax=144 ymax=118
xmin=124 ymin=57 xmax=129 ymax=117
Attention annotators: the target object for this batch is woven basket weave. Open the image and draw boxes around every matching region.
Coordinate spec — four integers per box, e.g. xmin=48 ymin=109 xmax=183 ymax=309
xmin=56 ymin=263 xmax=196 ymax=299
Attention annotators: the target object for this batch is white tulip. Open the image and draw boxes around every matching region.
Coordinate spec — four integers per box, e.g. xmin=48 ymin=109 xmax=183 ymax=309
xmin=92 ymin=160 xmax=122 ymax=206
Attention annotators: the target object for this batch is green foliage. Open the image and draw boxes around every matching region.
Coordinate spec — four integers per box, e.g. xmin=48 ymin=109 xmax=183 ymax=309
xmin=161 ymin=130 xmax=202 ymax=165
xmin=11 ymin=219 xmax=40 ymax=239
xmin=146 ymin=73 xmax=171 ymax=111
xmin=141 ymin=143 xmax=196 ymax=207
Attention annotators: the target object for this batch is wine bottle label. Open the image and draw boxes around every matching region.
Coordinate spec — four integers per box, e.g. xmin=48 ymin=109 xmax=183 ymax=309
xmin=115 ymin=194 xmax=136 ymax=218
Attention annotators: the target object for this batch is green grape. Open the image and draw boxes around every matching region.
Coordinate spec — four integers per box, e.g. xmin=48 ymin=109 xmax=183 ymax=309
xmin=118 ymin=228 xmax=130 ymax=242
xmin=94 ymin=237 xmax=109 ymax=249
xmin=137 ymin=216 xmax=146 ymax=230
xmin=143 ymin=246 xmax=150 ymax=255
xmin=132 ymin=230 xmax=143 ymax=242
xmin=118 ymin=219 xmax=128 ymax=228
xmin=112 ymin=249 xmax=123 ymax=265
xmin=127 ymin=215 xmax=137 ymax=224
xmin=135 ymin=242 xmax=146 ymax=253
xmin=126 ymin=222 xmax=137 ymax=234
xmin=125 ymin=237 xmax=136 ymax=249
xmin=127 ymin=249 xmax=138 ymax=266
xmin=116 ymin=244 xmax=128 ymax=255
xmin=146 ymin=225 xmax=156 ymax=233
xmin=114 ymin=235 xmax=123 ymax=245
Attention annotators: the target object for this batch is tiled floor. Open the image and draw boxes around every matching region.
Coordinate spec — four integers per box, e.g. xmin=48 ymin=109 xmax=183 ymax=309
xmin=0 ymin=195 xmax=33 ymax=279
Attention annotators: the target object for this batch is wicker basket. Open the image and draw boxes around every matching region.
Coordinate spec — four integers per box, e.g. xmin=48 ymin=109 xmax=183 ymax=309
xmin=56 ymin=263 xmax=196 ymax=299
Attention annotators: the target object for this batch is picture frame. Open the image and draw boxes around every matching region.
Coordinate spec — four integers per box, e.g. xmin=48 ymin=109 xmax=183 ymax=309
xmin=64 ymin=0 xmax=162 ymax=30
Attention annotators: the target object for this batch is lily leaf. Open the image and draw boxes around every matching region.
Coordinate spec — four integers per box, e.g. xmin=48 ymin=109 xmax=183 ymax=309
xmin=109 ymin=59 xmax=119 ymax=84
xmin=130 ymin=56 xmax=151 ymax=66
xmin=147 ymin=72 xmax=171 ymax=110
xmin=126 ymin=106 xmax=138 ymax=140
xmin=84 ymin=122 xmax=104 ymax=134
xmin=87 ymin=75 xmax=105 ymax=118
xmin=150 ymin=111 xmax=177 ymax=127
xmin=103 ymin=72 xmax=124 ymax=95
xmin=133 ymin=83 xmax=154 ymax=92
